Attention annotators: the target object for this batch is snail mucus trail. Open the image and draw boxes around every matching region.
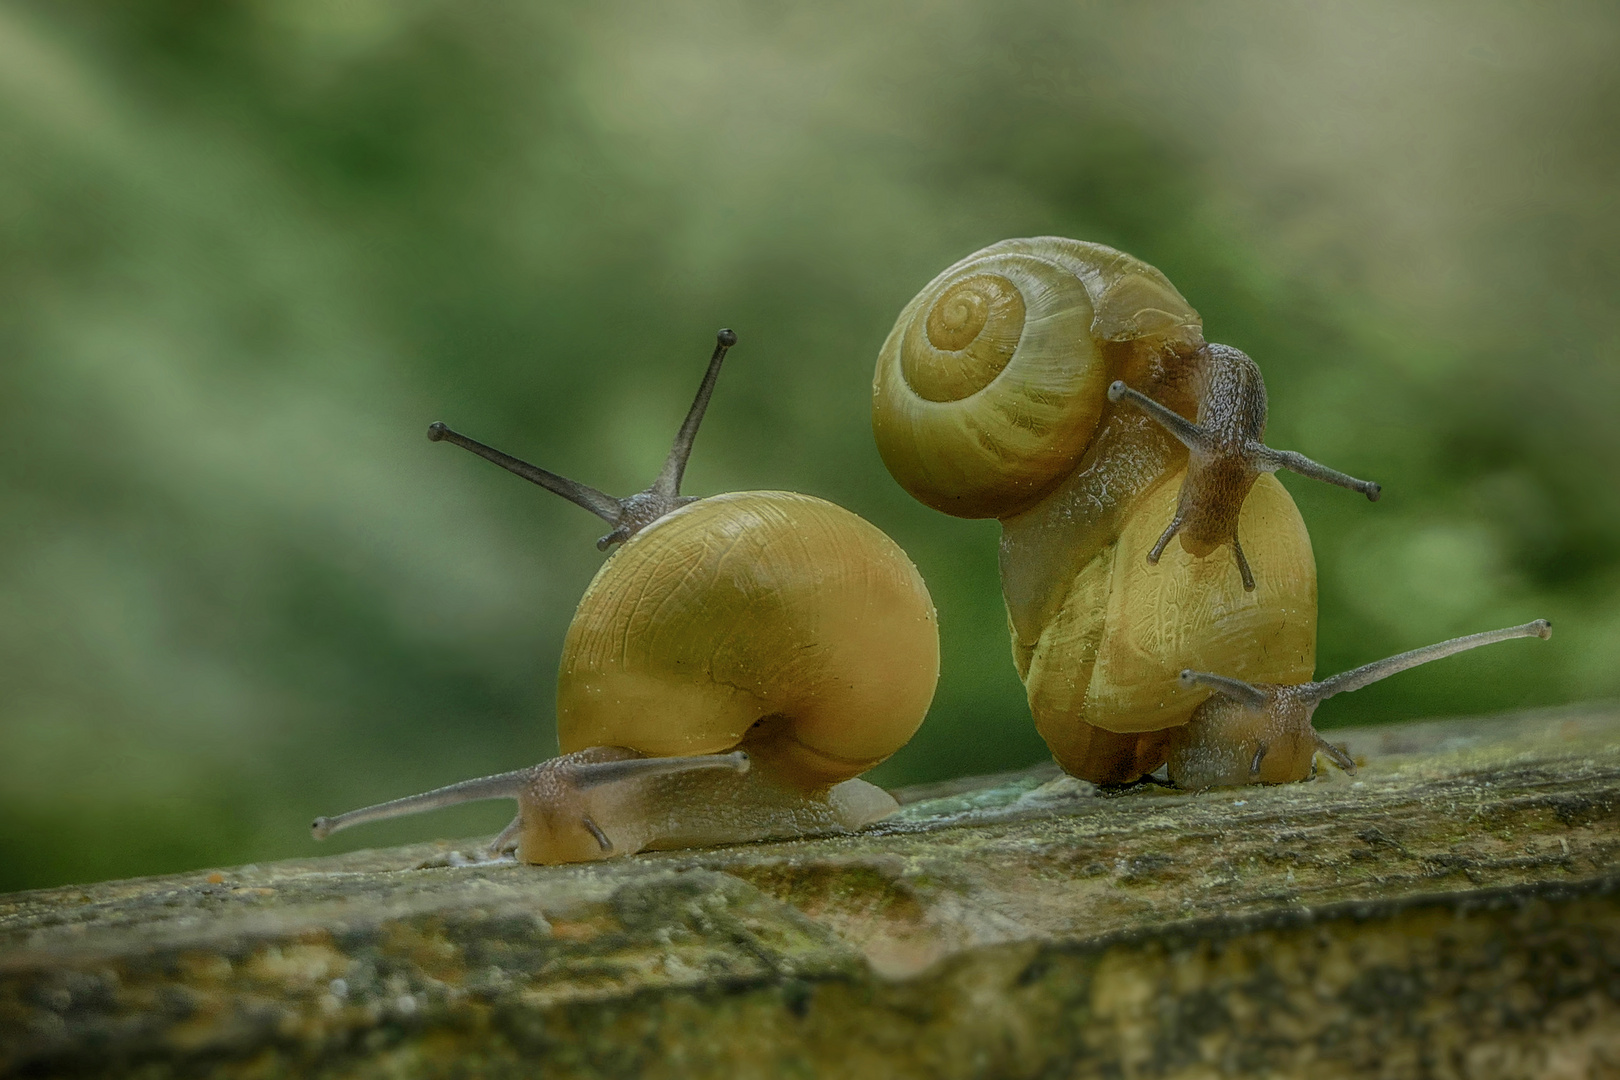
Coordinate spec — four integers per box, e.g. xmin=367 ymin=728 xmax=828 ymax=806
xmin=313 ymin=330 xmax=940 ymax=864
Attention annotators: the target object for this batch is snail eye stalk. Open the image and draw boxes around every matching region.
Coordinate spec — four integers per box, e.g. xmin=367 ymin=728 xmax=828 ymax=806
xmin=653 ymin=328 xmax=737 ymax=501
xmin=311 ymin=768 xmax=534 ymax=841
xmin=1303 ymin=620 xmax=1552 ymax=702
xmin=1251 ymin=446 xmax=1382 ymax=501
xmin=563 ymin=750 xmax=750 ymax=789
xmin=425 ymin=423 xmax=621 ymax=522
xmin=428 ymin=329 xmax=739 ymax=549
xmin=1177 ymin=669 xmax=1270 ymax=709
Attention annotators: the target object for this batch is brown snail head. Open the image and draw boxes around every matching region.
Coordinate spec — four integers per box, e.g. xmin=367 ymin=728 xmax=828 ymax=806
xmin=1167 ymin=620 xmax=1551 ymax=788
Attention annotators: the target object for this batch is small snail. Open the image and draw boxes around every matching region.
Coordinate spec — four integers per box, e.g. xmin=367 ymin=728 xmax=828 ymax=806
xmin=314 ymin=331 xmax=940 ymax=864
xmin=1169 ymin=619 xmax=1552 ymax=788
xmin=872 ymin=237 xmax=1380 ymax=785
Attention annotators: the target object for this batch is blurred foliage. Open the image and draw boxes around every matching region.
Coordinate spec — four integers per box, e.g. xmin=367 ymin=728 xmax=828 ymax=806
xmin=0 ymin=0 xmax=1616 ymax=890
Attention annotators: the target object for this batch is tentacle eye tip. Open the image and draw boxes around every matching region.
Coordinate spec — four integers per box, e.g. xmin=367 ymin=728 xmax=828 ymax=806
xmin=1106 ymin=380 xmax=1129 ymax=402
xmin=716 ymin=328 xmax=738 ymax=348
xmin=1364 ymin=481 xmax=1382 ymax=502
xmin=311 ymin=818 xmax=332 ymax=840
xmin=1177 ymin=669 xmax=1196 ymax=688
xmin=1534 ymin=619 xmax=1553 ymax=639
xmin=427 ymin=422 xmax=449 ymax=442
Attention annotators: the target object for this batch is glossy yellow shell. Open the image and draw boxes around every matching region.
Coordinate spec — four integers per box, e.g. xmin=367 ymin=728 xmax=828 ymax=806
xmin=872 ymin=237 xmax=1205 ymax=520
xmin=1019 ymin=469 xmax=1315 ymax=745
xmin=556 ymin=491 xmax=940 ymax=788
xmin=873 ymin=237 xmax=1317 ymax=781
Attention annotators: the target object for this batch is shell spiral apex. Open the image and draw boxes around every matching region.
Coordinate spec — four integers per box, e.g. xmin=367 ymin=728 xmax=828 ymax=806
xmin=872 ymin=237 xmax=1205 ymax=520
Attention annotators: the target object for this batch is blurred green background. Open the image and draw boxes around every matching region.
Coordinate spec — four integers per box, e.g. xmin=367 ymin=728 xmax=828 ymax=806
xmin=2 ymin=1 xmax=1615 ymax=891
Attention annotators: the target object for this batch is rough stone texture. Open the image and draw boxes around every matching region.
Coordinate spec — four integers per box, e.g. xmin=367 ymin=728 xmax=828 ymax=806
xmin=1 ymin=706 xmax=1618 ymax=1078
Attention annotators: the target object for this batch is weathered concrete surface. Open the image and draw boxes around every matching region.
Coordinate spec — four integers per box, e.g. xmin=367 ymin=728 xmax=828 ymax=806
xmin=2 ymin=705 xmax=1618 ymax=1078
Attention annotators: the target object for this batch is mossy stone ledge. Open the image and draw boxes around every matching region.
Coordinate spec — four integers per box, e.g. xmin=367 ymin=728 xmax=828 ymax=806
xmin=2 ymin=706 xmax=1618 ymax=1078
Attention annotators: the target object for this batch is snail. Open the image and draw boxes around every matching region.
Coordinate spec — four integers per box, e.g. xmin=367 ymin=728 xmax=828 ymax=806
xmin=871 ymin=237 xmax=1380 ymax=785
xmin=1169 ymin=619 xmax=1552 ymax=788
xmin=313 ymin=330 xmax=940 ymax=864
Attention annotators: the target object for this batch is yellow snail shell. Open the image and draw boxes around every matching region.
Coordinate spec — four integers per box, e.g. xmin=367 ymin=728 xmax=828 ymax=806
xmin=873 ymin=237 xmax=1317 ymax=784
xmin=559 ymin=489 xmax=941 ymax=791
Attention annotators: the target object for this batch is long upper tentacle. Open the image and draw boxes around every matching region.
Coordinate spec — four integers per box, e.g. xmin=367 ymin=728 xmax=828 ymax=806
xmin=429 ymin=329 xmax=739 ymax=549
xmin=652 ymin=329 xmax=736 ymax=499
xmin=1252 ymin=445 xmax=1381 ymax=501
xmin=1107 ymin=381 xmax=1215 ymax=455
xmin=1304 ymin=620 xmax=1551 ymax=702
xmin=427 ymin=423 xmax=623 ymax=521
xmin=312 ymin=767 xmax=535 ymax=840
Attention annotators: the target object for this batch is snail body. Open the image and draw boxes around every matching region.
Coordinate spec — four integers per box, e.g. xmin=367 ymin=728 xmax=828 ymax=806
xmin=1170 ymin=620 xmax=1552 ymax=788
xmin=315 ymin=332 xmax=938 ymax=863
xmin=873 ymin=238 xmax=1376 ymax=785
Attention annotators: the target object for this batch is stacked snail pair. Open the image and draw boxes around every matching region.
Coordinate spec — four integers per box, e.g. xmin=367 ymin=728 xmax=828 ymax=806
xmin=314 ymin=237 xmax=1549 ymax=865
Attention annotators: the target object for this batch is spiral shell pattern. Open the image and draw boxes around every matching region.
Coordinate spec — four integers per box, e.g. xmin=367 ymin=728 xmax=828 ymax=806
xmin=872 ymin=237 xmax=1204 ymax=519
xmin=556 ymin=491 xmax=940 ymax=788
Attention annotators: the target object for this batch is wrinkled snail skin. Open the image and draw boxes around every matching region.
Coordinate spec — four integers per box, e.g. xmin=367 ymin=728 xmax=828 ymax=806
xmin=1167 ymin=619 xmax=1552 ymax=789
xmin=314 ymin=331 xmax=939 ymax=864
xmin=874 ymin=237 xmax=1365 ymax=785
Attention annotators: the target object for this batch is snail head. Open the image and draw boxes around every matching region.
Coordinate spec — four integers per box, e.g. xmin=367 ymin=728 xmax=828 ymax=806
xmin=1166 ymin=619 xmax=1550 ymax=788
xmin=1108 ymin=343 xmax=1382 ymax=591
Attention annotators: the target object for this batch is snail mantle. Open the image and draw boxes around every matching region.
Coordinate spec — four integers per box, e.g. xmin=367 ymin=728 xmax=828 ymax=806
xmin=3 ymin=706 xmax=1619 ymax=1079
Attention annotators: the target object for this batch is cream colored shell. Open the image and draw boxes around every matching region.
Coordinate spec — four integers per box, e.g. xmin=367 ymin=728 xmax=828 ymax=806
xmin=872 ymin=236 xmax=1204 ymax=520
xmin=557 ymin=490 xmax=939 ymax=788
